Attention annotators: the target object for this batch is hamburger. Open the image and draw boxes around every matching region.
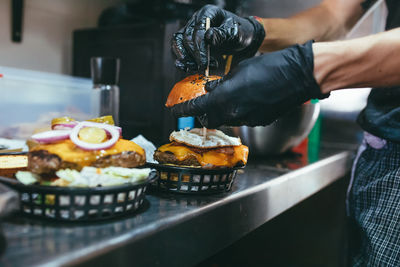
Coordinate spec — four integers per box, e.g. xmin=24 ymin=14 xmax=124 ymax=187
xmin=154 ymin=128 xmax=248 ymax=169
xmin=161 ymin=74 xmax=249 ymax=169
xmin=15 ymin=116 xmax=150 ymax=187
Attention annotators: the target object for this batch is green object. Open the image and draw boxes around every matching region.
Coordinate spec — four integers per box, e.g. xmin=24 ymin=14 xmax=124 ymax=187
xmin=308 ymin=99 xmax=321 ymax=163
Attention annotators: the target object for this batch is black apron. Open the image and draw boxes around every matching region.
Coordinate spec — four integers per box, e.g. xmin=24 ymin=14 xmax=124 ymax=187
xmin=357 ymin=0 xmax=400 ymax=142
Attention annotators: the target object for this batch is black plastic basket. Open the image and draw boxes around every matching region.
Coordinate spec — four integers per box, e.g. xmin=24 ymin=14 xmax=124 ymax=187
xmin=0 ymin=172 xmax=157 ymax=222
xmin=147 ymin=163 xmax=241 ymax=194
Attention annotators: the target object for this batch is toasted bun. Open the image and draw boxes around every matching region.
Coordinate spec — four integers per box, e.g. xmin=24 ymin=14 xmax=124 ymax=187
xmin=165 ymin=74 xmax=221 ymax=107
xmin=170 ymin=128 xmax=242 ymax=148
xmin=0 ymin=155 xmax=28 ymax=178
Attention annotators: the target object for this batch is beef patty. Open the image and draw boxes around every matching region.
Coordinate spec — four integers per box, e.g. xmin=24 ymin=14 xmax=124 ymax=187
xmin=153 ymin=146 xmax=245 ymax=169
xmin=153 ymin=150 xmax=201 ymax=167
xmin=28 ymin=150 xmax=146 ymax=175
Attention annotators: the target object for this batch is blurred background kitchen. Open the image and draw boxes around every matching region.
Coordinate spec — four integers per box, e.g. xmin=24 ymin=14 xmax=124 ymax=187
xmin=0 ymin=0 xmax=388 ymax=265
xmin=0 ymin=0 xmax=387 ymax=147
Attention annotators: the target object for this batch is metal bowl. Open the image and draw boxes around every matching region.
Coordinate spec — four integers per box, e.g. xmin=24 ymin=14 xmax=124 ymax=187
xmin=221 ymin=102 xmax=320 ymax=155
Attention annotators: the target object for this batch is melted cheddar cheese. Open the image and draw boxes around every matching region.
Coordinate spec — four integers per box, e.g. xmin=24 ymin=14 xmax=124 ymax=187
xmin=158 ymin=143 xmax=248 ymax=168
xmin=31 ymin=139 xmax=144 ymax=167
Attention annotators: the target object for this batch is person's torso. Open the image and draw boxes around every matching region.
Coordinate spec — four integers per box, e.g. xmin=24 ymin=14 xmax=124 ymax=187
xmin=357 ymin=0 xmax=400 ymax=143
xmin=385 ymin=0 xmax=400 ymax=30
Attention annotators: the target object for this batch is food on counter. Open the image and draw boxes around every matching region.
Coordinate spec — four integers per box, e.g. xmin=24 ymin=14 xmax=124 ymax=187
xmin=0 ymin=154 xmax=27 ymax=178
xmin=162 ymin=75 xmax=248 ymax=169
xmin=15 ymin=116 xmax=150 ymax=187
xmin=16 ymin=167 xmax=150 ymax=187
xmin=28 ymin=138 xmax=145 ymax=173
xmin=165 ymin=74 xmax=221 ymax=107
xmin=154 ymin=128 xmax=248 ymax=169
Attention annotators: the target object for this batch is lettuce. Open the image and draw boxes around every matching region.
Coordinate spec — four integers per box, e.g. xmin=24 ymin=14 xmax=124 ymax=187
xmin=16 ymin=167 xmax=151 ymax=188
xmin=56 ymin=169 xmax=81 ymax=182
xmin=102 ymin=167 xmax=150 ymax=181
xmin=15 ymin=171 xmax=40 ymax=185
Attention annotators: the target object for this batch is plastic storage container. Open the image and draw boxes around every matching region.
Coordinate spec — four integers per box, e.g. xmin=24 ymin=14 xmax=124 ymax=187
xmin=0 ymin=66 xmax=99 ymax=139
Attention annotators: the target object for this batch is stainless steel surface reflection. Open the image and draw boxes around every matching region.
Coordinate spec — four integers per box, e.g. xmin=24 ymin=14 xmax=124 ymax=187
xmin=223 ymin=103 xmax=320 ymax=155
xmin=0 ymin=149 xmax=352 ymax=267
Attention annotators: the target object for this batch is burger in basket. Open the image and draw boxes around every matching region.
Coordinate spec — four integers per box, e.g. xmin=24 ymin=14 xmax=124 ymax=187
xmin=15 ymin=116 xmax=151 ymax=187
xmin=154 ymin=128 xmax=248 ymax=169
xmin=157 ymin=74 xmax=249 ymax=170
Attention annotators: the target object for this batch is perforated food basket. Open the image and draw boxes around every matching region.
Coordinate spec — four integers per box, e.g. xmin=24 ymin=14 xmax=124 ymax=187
xmin=147 ymin=163 xmax=241 ymax=194
xmin=0 ymin=172 xmax=156 ymax=222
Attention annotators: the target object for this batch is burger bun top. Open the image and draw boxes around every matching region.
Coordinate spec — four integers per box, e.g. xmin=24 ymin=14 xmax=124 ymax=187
xmin=165 ymin=74 xmax=221 ymax=107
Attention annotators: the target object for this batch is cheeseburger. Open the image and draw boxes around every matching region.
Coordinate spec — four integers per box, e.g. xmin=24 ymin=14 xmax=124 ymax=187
xmin=154 ymin=128 xmax=248 ymax=169
xmin=158 ymin=74 xmax=249 ymax=169
xmin=16 ymin=116 xmax=150 ymax=187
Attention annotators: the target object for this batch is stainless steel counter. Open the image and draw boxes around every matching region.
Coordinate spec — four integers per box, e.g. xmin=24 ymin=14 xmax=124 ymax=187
xmin=0 ymin=149 xmax=353 ymax=267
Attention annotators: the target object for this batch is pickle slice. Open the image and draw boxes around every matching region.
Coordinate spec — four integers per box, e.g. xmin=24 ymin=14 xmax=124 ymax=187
xmin=87 ymin=115 xmax=115 ymax=125
xmin=51 ymin=116 xmax=75 ymax=126
xmin=78 ymin=127 xmax=107 ymax=144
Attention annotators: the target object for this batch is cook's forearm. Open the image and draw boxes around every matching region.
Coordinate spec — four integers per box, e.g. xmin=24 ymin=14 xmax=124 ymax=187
xmin=314 ymin=28 xmax=400 ymax=94
xmin=258 ymin=0 xmax=364 ymax=52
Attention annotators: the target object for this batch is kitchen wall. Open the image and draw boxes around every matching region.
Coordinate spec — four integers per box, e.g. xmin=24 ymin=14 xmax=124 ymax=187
xmin=0 ymin=0 xmax=387 ymax=76
xmin=0 ymin=0 xmax=121 ymax=75
xmin=242 ymin=0 xmax=322 ymax=17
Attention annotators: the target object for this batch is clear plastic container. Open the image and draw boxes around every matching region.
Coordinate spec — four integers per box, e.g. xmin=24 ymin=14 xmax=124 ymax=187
xmin=0 ymin=66 xmax=99 ymax=139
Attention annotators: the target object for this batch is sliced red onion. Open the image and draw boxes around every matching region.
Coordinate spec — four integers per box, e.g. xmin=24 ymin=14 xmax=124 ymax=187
xmin=32 ymin=130 xmax=71 ymax=143
xmin=53 ymin=121 xmax=121 ymax=134
xmin=115 ymin=126 xmax=122 ymax=135
xmin=105 ymin=126 xmax=122 ymax=137
xmin=52 ymin=122 xmax=78 ymax=130
xmin=70 ymin=121 xmax=120 ymax=151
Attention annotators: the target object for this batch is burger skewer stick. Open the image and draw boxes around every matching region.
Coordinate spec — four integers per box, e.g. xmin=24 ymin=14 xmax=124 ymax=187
xmin=202 ymin=17 xmax=211 ymax=142
xmin=202 ymin=126 xmax=207 ymax=142
xmin=225 ymin=55 xmax=233 ymax=75
xmin=205 ymin=17 xmax=211 ymax=77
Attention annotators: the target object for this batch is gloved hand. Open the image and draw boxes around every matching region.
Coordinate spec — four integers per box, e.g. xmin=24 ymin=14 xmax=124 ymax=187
xmin=172 ymin=4 xmax=265 ymax=71
xmin=170 ymin=41 xmax=329 ymax=128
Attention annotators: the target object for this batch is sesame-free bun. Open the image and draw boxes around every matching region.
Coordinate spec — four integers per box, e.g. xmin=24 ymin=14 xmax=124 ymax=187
xmin=165 ymin=74 xmax=221 ymax=107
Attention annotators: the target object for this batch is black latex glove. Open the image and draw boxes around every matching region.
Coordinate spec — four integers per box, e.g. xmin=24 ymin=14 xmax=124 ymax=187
xmin=172 ymin=4 xmax=265 ymax=71
xmin=170 ymin=41 xmax=329 ymax=128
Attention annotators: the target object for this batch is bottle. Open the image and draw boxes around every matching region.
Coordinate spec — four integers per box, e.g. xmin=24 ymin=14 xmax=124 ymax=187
xmin=90 ymin=57 xmax=120 ymax=125
xmin=308 ymin=99 xmax=321 ymax=163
